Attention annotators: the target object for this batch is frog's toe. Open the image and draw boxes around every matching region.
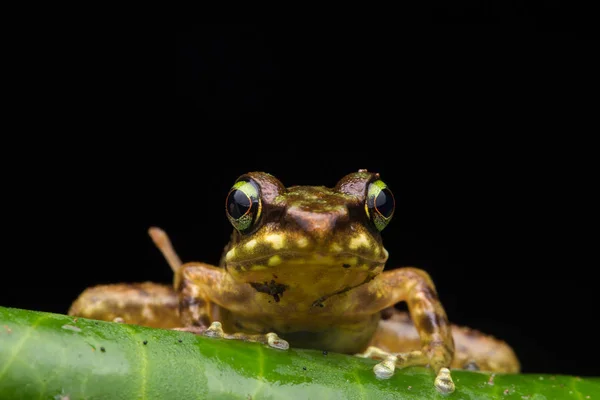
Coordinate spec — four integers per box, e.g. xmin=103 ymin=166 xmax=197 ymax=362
xmin=373 ymin=355 xmax=397 ymax=379
xmin=434 ymin=367 xmax=455 ymax=394
xmin=266 ymin=332 xmax=289 ymax=350
xmin=204 ymin=321 xmax=225 ymax=338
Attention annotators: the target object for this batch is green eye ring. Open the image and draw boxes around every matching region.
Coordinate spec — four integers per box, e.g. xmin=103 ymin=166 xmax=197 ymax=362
xmin=365 ymin=179 xmax=395 ymax=231
xmin=225 ymin=179 xmax=262 ymax=233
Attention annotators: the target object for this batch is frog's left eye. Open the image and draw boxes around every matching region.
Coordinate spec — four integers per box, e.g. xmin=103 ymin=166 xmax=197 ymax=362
xmin=226 ymin=179 xmax=262 ymax=233
xmin=365 ymin=180 xmax=395 ymax=231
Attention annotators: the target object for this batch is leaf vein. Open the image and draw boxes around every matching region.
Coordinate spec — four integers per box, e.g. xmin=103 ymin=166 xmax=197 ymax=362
xmin=0 ymin=314 xmax=47 ymax=381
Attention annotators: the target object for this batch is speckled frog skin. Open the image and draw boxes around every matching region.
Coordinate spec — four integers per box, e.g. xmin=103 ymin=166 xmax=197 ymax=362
xmin=208 ymin=170 xmax=392 ymax=352
xmin=69 ymin=170 xmax=520 ymax=394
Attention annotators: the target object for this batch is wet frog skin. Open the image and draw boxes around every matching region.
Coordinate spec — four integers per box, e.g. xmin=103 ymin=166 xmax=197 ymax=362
xmin=69 ymin=170 xmax=520 ymax=394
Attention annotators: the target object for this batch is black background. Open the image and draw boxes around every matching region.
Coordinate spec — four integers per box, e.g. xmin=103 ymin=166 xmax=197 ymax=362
xmin=3 ymin=10 xmax=597 ymax=378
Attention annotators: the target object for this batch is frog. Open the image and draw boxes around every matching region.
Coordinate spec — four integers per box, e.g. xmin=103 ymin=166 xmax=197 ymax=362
xmin=69 ymin=170 xmax=520 ymax=395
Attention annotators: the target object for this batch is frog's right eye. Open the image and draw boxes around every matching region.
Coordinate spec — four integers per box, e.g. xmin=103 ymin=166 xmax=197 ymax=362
xmin=225 ymin=179 xmax=262 ymax=233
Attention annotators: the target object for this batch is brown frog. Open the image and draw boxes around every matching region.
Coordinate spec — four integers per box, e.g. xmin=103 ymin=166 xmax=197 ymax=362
xmin=69 ymin=170 xmax=520 ymax=394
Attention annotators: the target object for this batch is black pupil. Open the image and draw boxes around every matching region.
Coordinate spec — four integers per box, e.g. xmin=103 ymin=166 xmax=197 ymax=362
xmin=375 ymin=188 xmax=394 ymax=218
xmin=227 ymin=190 xmax=252 ymax=219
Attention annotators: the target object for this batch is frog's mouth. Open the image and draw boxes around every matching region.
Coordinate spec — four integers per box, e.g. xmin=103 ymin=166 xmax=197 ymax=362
xmin=226 ymin=251 xmax=385 ymax=272
xmin=223 ymin=231 xmax=388 ymax=273
xmin=225 ymin=250 xmax=386 ymax=305
xmin=222 ymin=227 xmax=389 ymax=302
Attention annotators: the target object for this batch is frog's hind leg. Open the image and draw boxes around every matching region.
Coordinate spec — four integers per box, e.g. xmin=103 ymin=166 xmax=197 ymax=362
xmin=369 ymin=309 xmax=521 ymax=373
xmin=70 ymin=226 xmax=286 ymax=350
xmin=68 ymin=227 xmax=187 ymax=328
xmin=148 ymin=226 xmax=183 ymax=286
xmin=68 ymin=282 xmax=181 ymax=329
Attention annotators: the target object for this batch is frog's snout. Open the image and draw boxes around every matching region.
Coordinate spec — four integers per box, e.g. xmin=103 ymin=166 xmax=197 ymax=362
xmin=285 ymin=205 xmax=348 ymax=239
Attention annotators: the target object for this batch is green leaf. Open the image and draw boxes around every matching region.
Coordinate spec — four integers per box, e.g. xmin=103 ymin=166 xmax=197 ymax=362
xmin=0 ymin=306 xmax=598 ymax=399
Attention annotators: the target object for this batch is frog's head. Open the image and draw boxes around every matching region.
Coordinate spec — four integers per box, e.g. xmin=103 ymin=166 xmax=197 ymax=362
xmin=221 ymin=170 xmax=395 ymax=302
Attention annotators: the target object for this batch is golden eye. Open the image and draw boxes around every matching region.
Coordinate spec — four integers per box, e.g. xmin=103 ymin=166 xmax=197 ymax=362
xmin=225 ymin=179 xmax=262 ymax=233
xmin=365 ymin=180 xmax=395 ymax=231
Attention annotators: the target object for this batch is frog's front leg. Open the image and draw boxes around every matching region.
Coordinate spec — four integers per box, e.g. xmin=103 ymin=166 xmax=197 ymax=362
xmin=149 ymin=227 xmax=289 ymax=349
xmin=348 ymin=267 xmax=455 ymax=394
xmin=177 ymin=263 xmax=289 ymax=350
